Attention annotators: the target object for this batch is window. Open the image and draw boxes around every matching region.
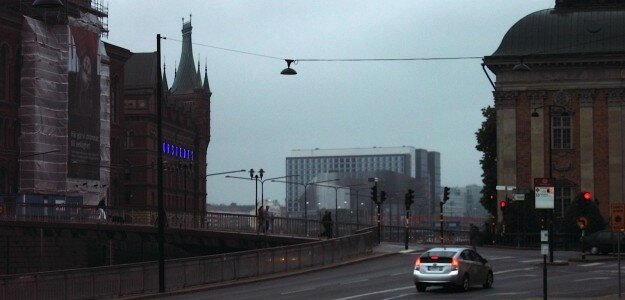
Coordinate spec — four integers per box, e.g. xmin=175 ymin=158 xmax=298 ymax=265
xmin=555 ymin=186 xmax=573 ymax=218
xmin=0 ymin=44 xmax=7 ymax=100
xmin=552 ymin=115 xmax=571 ymax=150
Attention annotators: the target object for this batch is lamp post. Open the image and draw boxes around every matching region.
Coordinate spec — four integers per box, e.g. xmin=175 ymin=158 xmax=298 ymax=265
xmin=156 ymin=34 xmax=165 ymax=293
xmin=315 ymin=183 xmax=368 ymax=238
xmin=226 ymin=173 xmax=298 ymax=209
xmin=532 ymin=104 xmax=569 ymax=264
xmin=271 ymin=178 xmax=338 ymax=235
xmin=248 ymin=169 xmax=264 ymax=214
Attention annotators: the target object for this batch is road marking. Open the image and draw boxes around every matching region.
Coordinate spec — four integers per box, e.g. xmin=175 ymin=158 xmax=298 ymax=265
xmin=519 ymin=259 xmax=543 ymax=263
xmin=580 ymin=262 xmax=604 ymax=267
xmin=399 ymin=249 xmax=418 ymax=254
xmin=382 ymin=293 xmax=413 ymax=300
xmin=281 ymin=287 xmax=314 ymax=295
xmin=485 ymin=292 xmax=530 ymax=297
xmin=488 ymin=256 xmax=514 ymax=261
xmin=573 ymin=277 xmax=610 ymax=282
xmin=334 ymin=286 xmax=414 ymax=300
xmin=340 ymin=278 xmax=369 ymax=285
xmin=391 ymin=272 xmax=405 ymax=276
xmin=494 ymin=267 xmax=533 ymax=275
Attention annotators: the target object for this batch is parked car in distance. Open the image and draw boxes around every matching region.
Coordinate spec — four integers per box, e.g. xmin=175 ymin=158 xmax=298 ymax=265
xmin=413 ymin=247 xmax=493 ymax=292
xmin=582 ymin=230 xmax=625 ymax=255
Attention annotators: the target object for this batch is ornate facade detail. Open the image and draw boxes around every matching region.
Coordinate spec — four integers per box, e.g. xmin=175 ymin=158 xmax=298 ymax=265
xmin=578 ymin=89 xmax=595 ymax=108
xmin=527 ymin=90 xmax=546 ymax=108
xmin=493 ymin=91 xmax=518 ymax=109
xmin=554 ymin=90 xmax=571 ymax=107
xmin=607 ymin=88 xmax=625 ymax=107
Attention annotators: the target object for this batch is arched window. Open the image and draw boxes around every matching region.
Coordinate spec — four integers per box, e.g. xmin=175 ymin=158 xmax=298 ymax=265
xmin=0 ymin=44 xmax=7 ymax=100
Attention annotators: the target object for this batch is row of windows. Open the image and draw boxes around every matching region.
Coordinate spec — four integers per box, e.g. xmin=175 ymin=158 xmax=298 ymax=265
xmin=287 ymin=155 xmax=405 ymax=167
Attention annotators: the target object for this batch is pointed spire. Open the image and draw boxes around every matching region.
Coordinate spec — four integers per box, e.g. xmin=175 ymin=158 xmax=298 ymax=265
xmin=196 ymin=56 xmax=202 ymax=87
xmin=203 ymin=60 xmax=211 ymax=93
xmin=162 ymin=62 xmax=169 ymax=93
xmin=170 ymin=17 xmax=198 ymax=93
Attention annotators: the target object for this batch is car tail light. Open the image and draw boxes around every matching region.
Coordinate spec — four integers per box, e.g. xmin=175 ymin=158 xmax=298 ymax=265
xmin=451 ymin=258 xmax=459 ymax=271
xmin=414 ymin=257 xmax=421 ymax=270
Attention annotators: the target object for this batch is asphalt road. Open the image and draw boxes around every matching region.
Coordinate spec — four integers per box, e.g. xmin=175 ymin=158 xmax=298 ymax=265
xmin=160 ymin=245 xmax=625 ymax=299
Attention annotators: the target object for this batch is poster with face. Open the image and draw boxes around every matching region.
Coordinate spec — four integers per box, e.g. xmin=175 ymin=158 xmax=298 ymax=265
xmin=68 ymin=26 xmax=100 ymax=180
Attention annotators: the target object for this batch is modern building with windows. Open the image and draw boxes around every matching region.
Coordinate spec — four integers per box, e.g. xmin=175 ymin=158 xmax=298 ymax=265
xmin=285 ymin=147 xmax=440 ymax=222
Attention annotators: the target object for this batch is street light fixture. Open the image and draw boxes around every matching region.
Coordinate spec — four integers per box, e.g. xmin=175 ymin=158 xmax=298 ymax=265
xmin=532 ymin=104 xmax=569 ymax=264
xmin=280 ymin=59 xmax=297 ymax=75
xmin=271 ymin=178 xmax=339 ymax=234
xmin=226 ymin=174 xmax=298 ymax=210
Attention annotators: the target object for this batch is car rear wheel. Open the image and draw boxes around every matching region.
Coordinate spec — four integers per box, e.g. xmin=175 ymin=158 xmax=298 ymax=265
xmin=483 ymin=272 xmax=493 ymax=288
xmin=415 ymin=283 xmax=427 ymax=292
xmin=459 ymin=275 xmax=470 ymax=292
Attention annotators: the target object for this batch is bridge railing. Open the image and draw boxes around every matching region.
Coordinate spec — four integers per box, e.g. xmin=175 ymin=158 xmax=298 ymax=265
xmin=0 ymin=226 xmax=377 ymax=299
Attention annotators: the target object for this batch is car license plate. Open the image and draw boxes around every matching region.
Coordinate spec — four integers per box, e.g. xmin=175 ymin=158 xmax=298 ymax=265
xmin=428 ymin=266 xmax=442 ymax=271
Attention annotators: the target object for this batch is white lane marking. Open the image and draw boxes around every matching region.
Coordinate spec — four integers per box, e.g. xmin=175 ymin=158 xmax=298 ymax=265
xmin=493 ymin=267 xmax=533 ymax=275
xmin=485 ymin=292 xmax=530 ymax=297
xmin=280 ymin=287 xmax=314 ymax=295
xmin=399 ymin=249 xmax=417 ymax=254
xmin=580 ymin=262 xmax=604 ymax=267
xmin=382 ymin=293 xmax=414 ymax=300
xmin=340 ymin=278 xmax=369 ymax=285
xmin=519 ymin=259 xmax=543 ymax=263
xmin=488 ymin=256 xmax=515 ymax=261
xmin=573 ymin=277 xmax=611 ymax=282
xmin=334 ymin=286 xmax=414 ymax=300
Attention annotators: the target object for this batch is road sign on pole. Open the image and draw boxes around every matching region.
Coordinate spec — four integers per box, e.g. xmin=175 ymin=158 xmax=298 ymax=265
xmin=534 ymin=178 xmax=554 ymax=209
xmin=611 ymin=203 xmax=625 ymax=232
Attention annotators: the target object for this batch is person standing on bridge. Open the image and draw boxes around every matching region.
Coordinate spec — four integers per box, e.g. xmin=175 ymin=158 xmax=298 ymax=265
xmin=257 ymin=205 xmax=265 ymax=234
xmin=265 ymin=205 xmax=274 ymax=234
xmin=97 ymin=198 xmax=107 ymax=221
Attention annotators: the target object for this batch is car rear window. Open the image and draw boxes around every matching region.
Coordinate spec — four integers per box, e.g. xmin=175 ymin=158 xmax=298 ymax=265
xmin=420 ymin=251 xmax=455 ymax=263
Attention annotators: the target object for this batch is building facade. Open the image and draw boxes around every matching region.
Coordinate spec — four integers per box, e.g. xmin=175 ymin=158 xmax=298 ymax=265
xmin=484 ymin=0 xmax=625 ymax=219
xmin=285 ymin=146 xmax=441 ymax=223
xmin=0 ymin=2 xmax=211 ymax=216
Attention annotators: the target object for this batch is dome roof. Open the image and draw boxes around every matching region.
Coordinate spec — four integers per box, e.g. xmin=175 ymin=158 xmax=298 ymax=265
xmin=491 ymin=7 xmax=625 ymax=57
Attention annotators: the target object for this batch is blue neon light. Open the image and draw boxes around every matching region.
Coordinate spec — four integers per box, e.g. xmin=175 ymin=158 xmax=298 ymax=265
xmin=162 ymin=142 xmax=194 ymax=161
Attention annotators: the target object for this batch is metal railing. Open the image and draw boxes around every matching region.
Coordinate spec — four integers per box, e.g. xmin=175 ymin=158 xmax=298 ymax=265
xmin=0 ymin=227 xmax=376 ymax=299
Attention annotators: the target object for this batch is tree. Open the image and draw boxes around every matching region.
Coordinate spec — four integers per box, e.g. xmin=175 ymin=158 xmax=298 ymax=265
xmin=475 ymin=106 xmax=497 ymax=216
xmin=562 ymin=193 xmax=606 ymax=235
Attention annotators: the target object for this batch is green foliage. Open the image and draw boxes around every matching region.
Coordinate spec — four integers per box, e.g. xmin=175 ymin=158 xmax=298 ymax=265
xmin=501 ymin=191 xmax=541 ymax=233
xmin=475 ymin=106 xmax=497 ymax=217
xmin=562 ymin=193 xmax=606 ymax=235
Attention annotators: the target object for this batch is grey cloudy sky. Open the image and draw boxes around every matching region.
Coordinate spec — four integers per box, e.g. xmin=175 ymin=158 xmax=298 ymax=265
xmin=106 ymin=0 xmax=554 ymax=206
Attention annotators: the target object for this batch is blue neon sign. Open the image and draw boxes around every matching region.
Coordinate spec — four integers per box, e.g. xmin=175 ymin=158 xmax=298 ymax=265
xmin=162 ymin=142 xmax=194 ymax=160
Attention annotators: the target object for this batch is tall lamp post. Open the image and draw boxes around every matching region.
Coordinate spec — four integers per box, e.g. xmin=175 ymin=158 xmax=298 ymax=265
xmin=532 ymin=104 xmax=569 ymax=264
xmin=316 ymin=183 xmax=368 ymax=238
xmin=271 ymin=178 xmax=338 ymax=235
xmin=226 ymin=173 xmax=299 ymax=209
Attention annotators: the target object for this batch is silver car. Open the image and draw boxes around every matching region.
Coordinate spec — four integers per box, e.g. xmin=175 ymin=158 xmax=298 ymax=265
xmin=413 ymin=247 xmax=493 ymax=292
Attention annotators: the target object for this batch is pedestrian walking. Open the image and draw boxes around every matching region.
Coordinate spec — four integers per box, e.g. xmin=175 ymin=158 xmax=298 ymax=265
xmin=265 ymin=205 xmax=274 ymax=233
xmin=257 ymin=205 xmax=265 ymax=234
xmin=97 ymin=198 xmax=107 ymax=220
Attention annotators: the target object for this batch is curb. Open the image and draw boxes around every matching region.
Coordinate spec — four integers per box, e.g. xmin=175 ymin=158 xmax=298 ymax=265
xmin=121 ymin=251 xmax=398 ymax=299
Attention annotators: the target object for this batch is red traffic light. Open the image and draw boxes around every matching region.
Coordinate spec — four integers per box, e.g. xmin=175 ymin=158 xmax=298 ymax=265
xmin=582 ymin=191 xmax=592 ymax=201
xmin=499 ymin=200 xmax=507 ymax=209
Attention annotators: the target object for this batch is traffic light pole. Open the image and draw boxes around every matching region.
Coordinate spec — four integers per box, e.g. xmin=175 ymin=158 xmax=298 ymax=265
xmin=405 ymin=210 xmax=410 ymax=250
xmin=440 ymin=201 xmax=444 ymax=245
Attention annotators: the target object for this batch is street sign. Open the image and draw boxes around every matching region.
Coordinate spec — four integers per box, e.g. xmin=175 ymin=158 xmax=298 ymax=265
xmin=534 ymin=178 xmax=554 ymax=209
xmin=541 ymin=244 xmax=549 ymax=255
xmin=513 ymin=194 xmax=525 ymax=201
xmin=541 ymin=230 xmax=548 ymax=242
xmin=496 ymin=185 xmax=516 ymax=191
xmin=611 ymin=203 xmax=625 ymax=232
xmin=577 ymin=216 xmax=588 ymax=229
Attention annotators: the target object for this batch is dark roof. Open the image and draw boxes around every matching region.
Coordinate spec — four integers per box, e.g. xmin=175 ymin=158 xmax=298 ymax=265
xmin=490 ymin=7 xmax=625 ymax=57
xmin=124 ymin=52 xmax=157 ymax=89
xmin=170 ymin=21 xmax=202 ymax=93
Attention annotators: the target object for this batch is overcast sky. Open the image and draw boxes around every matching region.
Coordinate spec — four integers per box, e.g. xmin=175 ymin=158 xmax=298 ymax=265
xmin=105 ymin=0 xmax=554 ymax=206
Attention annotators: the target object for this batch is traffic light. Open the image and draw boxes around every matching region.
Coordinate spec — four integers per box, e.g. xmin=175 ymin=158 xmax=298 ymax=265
xmin=405 ymin=189 xmax=415 ymax=210
xmin=578 ymin=191 xmax=593 ymax=206
xmin=380 ymin=191 xmax=387 ymax=204
xmin=443 ymin=187 xmax=450 ymax=203
xmin=582 ymin=191 xmax=592 ymax=201
xmin=499 ymin=200 xmax=507 ymax=210
xmin=370 ymin=185 xmax=378 ymax=203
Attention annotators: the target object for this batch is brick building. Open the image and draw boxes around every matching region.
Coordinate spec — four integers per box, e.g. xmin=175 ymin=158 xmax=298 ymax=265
xmin=483 ymin=0 xmax=625 ymax=219
xmin=0 ymin=1 xmax=211 ymax=216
